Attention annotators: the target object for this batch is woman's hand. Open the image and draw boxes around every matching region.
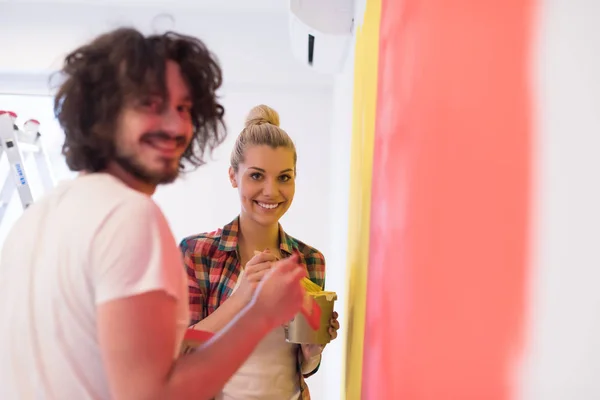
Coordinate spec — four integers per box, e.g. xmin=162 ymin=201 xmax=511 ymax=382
xmin=301 ymin=311 xmax=340 ymax=359
xmin=231 ymin=249 xmax=279 ymax=305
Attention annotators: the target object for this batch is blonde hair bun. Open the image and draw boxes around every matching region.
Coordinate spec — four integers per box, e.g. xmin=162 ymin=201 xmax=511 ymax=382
xmin=245 ymin=104 xmax=280 ymax=128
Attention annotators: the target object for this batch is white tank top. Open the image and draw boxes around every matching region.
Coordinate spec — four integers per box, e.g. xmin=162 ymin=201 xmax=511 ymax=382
xmin=216 ymin=270 xmax=301 ymax=400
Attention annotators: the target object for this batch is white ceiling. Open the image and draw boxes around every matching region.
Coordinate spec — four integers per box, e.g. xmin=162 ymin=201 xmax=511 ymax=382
xmin=0 ymin=0 xmax=334 ymax=94
xmin=1 ymin=0 xmax=288 ymax=12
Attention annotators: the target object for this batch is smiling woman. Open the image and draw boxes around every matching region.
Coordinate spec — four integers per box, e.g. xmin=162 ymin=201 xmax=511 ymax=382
xmin=229 ymin=105 xmax=297 ymax=228
xmin=179 ymin=104 xmax=339 ymax=400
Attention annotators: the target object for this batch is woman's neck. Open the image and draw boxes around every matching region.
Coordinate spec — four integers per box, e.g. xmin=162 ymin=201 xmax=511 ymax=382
xmin=238 ymin=213 xmax=280 ymax=254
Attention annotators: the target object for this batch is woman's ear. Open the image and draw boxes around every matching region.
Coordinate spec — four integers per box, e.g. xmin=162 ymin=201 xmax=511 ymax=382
xmin=228 ymin=166 xmax=238 ymax=188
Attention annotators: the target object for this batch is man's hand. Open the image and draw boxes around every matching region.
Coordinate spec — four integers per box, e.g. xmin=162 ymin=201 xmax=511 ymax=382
xmin=249 ymin=254 xmax=306 ymax=330
xmin=232 ymin=250 xmax=279 ymax=305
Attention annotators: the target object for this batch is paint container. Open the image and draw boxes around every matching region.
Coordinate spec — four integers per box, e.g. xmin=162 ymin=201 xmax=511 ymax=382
xmin=285 ymin=291 xmax=337 ymax=345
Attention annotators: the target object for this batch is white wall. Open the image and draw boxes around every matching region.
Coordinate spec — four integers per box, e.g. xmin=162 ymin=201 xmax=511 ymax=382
xmin=517 ymin=1 xmax=600 ymax=399
xmin=321 ymin=48 xmax=355 ymax=400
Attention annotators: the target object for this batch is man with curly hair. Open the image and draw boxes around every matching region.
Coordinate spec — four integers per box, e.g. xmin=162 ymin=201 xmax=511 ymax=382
xmin=0 ymin=28 xmax=307 ymax=400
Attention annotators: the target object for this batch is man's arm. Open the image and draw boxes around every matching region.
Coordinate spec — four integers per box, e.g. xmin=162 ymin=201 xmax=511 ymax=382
xmin=97 ymin=289 xmax=270 ymax=400
xmin=92 ymin=198 xmax=305 ymax=399
xmin=185 ymin=249 xmax=279 ymax=334
xmin=191 ymin=294 xmax=247 ymax=332
xmin=98 ymin=257 xmax=305 ymax=400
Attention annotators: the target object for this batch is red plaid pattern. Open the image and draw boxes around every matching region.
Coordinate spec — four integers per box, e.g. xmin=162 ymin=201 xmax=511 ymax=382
xmin=179 ymin=216 xmax=326 ymax=400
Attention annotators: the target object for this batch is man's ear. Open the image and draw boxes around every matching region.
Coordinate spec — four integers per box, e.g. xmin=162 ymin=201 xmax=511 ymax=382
xmin=228 ymin=166 xmax=238 ymax=188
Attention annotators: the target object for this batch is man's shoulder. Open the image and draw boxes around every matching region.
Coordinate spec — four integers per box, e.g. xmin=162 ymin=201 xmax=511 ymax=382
xmin=41 ymin=173 xmax=150 ymax=207
xmin=4 ymin=174 xmax=163 ymax=257
xmin=36 ymin=174 xmax=161 ymax=234
xmin=21 ymin=174 xmax=150 ymax=219
xmin=81 ymin=177 xmax=161 ymax=231
xmin=77 ymin=173 xmax=150 ymax=202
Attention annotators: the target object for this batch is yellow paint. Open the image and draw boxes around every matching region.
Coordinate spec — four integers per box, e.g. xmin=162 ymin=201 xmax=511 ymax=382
xmin=342 ymin=0 xmax=382 ymax=399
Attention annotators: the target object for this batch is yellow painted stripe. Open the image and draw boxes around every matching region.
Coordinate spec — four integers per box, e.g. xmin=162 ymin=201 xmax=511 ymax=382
xmin=342 ymin=0 xmax=382 ymax=399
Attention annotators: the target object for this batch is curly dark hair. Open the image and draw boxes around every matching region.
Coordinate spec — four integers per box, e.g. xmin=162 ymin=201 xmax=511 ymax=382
xmin=53 ymin=27 xmax=226 ymax=172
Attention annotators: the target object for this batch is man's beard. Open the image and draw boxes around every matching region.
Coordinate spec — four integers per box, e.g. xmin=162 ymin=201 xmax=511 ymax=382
xmin=114 ymin=152 xmax=179 ymax=186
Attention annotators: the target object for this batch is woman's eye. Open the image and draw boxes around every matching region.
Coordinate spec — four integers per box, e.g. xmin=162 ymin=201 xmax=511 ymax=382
xmin=279 ymin=175 xmax=292 ymax=182
xmin=250 ymin=173 xmax=262 ymax=180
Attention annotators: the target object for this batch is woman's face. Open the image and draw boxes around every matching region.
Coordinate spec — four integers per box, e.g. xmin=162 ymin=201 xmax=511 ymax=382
xmin=230 ymin=145 xmax=296 ymax=227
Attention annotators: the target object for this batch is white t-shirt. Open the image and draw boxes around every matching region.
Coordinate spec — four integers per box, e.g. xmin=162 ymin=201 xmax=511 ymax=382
xmin=217 ymin=270 xmax=301 ymax=400
xmin=0 ymin=173 xmax=189 ymax=400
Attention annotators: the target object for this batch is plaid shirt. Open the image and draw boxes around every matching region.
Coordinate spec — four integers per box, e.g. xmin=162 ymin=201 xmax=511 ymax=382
xmin=179 ymin=216 xmax=326 ymax=400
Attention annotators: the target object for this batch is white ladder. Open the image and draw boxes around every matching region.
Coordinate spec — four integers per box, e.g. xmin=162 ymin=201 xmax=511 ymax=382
xmin=0 ymin=112 xmax=55 ymax=224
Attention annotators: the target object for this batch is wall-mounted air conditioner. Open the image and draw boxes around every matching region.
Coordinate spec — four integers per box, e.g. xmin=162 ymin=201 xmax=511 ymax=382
xmin=289 ymin=0 xmax=355 ymax=75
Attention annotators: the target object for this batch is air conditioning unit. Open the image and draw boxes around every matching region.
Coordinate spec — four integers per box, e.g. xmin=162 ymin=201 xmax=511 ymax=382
xmin=289 ymin=0 xmax=355 ymax=75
